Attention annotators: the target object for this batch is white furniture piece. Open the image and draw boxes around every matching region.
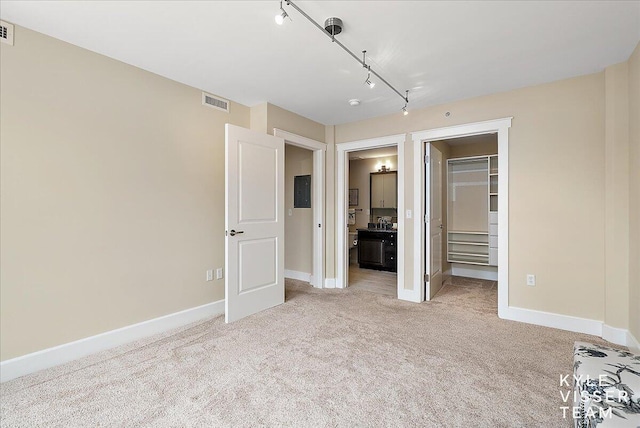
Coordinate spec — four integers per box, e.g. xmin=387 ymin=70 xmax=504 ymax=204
xmin=446 ymin=155 xmax=498 ymax=267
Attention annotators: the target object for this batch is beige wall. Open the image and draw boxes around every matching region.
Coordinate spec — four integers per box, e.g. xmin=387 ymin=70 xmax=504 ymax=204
xmin=348 ymin=156 xmax=399 ymax=230
xmin=335 ymin=72 xmax=607 ymax=320
xmin=267 ymin=103 xmax=326 ymax=142
xmin=249 ymin=103 xmax=268 ymax=134
xmin=0 ymin=26 xmax=250 ymax=360
xmin=604 ymin=62 xmax=630 ymax=330
xmin=628 ymin=42 xmax=640 ymax=343
xmin=284 ymin=145 xmax=313 ymax=274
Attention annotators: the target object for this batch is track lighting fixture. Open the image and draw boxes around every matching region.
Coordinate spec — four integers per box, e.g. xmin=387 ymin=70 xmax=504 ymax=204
xmin=277 ymin=0 xmax=410 ymax=115
xmin=362 ymin=52 xmax=375 ymax=88
xmin=275 ymin=1 xmax=289 ymax=25
xmin=402 ymin=91 xmax=409 ymax=115
xmin=365 ymin=71 xmax=375 ymax=88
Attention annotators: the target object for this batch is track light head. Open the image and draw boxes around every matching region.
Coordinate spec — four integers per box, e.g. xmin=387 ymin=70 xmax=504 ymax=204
xmin=275 ymin=1 xmax=289 ymax=25
xmin=402 ymin=106 xmax=409 ymax=116
xmin=365 ymin=72 xmax=375 ymax=88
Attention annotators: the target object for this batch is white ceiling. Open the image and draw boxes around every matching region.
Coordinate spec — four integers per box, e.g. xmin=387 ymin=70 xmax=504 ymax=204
xmin=1 ymin=1 xmax=639 ymax=125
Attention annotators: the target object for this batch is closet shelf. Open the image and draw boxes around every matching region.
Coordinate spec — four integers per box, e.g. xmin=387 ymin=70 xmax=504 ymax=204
xmin=448 ymin=241 xmax=489 ymax=246
xmin=447 ymin=154 xmax=498 ymax=267
xmin=448 ymin=250 xmax=489 ymax=257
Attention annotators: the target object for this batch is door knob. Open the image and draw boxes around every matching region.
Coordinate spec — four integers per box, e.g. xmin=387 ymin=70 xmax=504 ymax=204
xmin=229 ymin=230 xmax=244 ymax=236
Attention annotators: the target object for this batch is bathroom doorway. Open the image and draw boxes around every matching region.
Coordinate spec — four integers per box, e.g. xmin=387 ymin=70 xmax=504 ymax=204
xmin=347 ymin=147 xmax=398 ymax=297
xmin=335 ymin=133 xmax=406 ymax=300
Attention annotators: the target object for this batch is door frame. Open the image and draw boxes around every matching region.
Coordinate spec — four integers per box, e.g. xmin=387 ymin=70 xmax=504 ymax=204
xmin=273 ymin=128 xmax=326 ymax=289
xmin=424 ymin=142 xmax=444 ymax=301
xmin=335 ymin=133 xmax=406 ymax=300
xmin=411 ymin=117 xmax=512 ymax=316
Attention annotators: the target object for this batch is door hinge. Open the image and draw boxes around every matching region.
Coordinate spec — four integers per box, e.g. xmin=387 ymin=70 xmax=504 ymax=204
xmin=425 ymin=154 xmax=429 ymax=164
xmin=424 ymin=214 xmax=429 ymax=224
xmin=424 ymin=273 xmax=430 ymax=283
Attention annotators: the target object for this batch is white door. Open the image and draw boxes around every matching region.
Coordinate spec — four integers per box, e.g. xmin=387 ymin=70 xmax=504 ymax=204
xmin=225 ymin=124 xmax=285 ymax=322
xmin=425 ymin=143 xmax=443 ymax=300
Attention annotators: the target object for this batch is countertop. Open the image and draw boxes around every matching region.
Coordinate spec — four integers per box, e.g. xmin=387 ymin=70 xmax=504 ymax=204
xmin=356 ymin=228 xmax=397 ymax=233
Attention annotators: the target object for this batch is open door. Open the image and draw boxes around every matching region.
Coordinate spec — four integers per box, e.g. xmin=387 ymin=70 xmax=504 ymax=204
xmin=225 ymin=124 xmax=285 ymax=322
xmin=425 ymin=143 xmax=443 ymax=300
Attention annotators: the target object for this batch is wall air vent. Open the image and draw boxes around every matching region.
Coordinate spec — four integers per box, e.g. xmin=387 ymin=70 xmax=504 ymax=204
xmin=202 ymin=92 xmax=229 ymax=113
xmin=0 ymin=21 xmax=15 ymax=46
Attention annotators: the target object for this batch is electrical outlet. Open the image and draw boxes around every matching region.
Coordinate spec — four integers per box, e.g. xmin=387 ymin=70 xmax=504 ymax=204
xmin=216 ymin=268 xmax=224 ymax=280
xmin=206 ymin=269 xmax=213 ymax=281
xmin=526 ymin=274 xmax=536 ymax=286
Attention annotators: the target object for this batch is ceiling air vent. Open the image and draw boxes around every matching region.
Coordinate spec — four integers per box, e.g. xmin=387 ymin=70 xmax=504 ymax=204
xmin=202 ymin=92 xmax=229 ymax=113
xmin=0 ymin=21 xmax=14 ymax=46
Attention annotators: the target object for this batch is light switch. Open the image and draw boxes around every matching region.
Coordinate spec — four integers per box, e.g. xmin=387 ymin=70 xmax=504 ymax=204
xmin=288 ymin=209 xmax=292 ymax=216
xmin=406 ymin=210 xmax=412 ymax=219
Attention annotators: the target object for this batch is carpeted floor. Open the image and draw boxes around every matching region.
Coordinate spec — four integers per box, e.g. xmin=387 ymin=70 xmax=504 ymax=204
xmin=0 ymin=278 xmax=611 ymax=427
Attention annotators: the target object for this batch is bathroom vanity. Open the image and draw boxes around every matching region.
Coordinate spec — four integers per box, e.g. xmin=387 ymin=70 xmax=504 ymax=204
xmin=357 ymin=229 xmax=397 ymax=272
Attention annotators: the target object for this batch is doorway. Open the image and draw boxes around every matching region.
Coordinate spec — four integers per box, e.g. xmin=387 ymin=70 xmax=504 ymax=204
xmin=426 ymin=135 xmax=499 ymax=310
xmin=411 ymin=118 xmax=512 ymax=317
xmin=336 ymin=133 xmax=406 ymax=300
xmin=274 ymin=129 xmax=326 ymax=289
xmin=347 ymin=147 xmax=399 ymax=297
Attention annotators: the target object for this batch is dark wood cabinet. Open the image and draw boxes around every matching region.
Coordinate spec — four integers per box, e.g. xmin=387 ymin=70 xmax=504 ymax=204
xmin=357 ymin=230 xmax=397 ymax=272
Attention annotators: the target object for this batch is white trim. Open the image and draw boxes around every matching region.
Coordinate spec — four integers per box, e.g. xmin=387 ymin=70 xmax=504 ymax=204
xmin=411 ymin=118 xmax=512 ymax=311
xmin=284 ymin=269 xmax=311 ymax=283
xmin=601 ymin=324 xmax=631 ymax=347
xmin=502 ymin=308 xmax=637 ymax=350
xmin=336 ymin=134 xmax=406 ymax=152
xmin=0 ymin=299 xmax=225 ymax=383
xmin=501 ymin=306 xmax=603 ymax=337
xmin=274 ymin=128 xmax=326 ymax=289
xmin=336 ymin=133 xmax=406 ymax=300
xmin=324 ymin=278 xmax=336 ymax=289
xmin=451 ymin=264 xmax=499 ymax=281
xmin=274 ymin=129 xmax=326 ymax=151
xmin=627 ymin=332 xmax=640 ymax=353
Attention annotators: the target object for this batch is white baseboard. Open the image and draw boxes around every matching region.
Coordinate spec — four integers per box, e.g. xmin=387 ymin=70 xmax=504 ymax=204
xmin=626 ymin=331 xmax=640 ymax=353
xmin=500 ymin=305 xmax=603 ymax=337
xmin=284 ymin=269 xmax=311 ymax=283
xmin=324 ymin=278 xmax=336 ymax=288
xmin=602 ymin=324 xmax=630 ymax=347
xmin=451 ymin=264 xmax=498 ymax=281
xmin=0 ymin=299 xmax=224 ymax=383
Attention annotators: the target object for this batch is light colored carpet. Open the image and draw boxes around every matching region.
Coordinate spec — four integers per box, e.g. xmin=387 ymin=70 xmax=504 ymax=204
xmin=1 ymin=278 xmax=610 ymax=427
xmin=433 ymin=275 xmax=498 ymax=315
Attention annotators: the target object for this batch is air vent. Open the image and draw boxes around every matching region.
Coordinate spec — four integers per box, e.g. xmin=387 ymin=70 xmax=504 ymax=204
xmin=202 ymin=92 xmax=229 ymax=113
xmin=0 ymin=21 xmax=14 ymax=46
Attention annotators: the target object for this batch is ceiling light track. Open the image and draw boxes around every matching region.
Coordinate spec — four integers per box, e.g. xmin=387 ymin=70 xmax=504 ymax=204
xmin=280 ymin=0 xmax=409 ymax=111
